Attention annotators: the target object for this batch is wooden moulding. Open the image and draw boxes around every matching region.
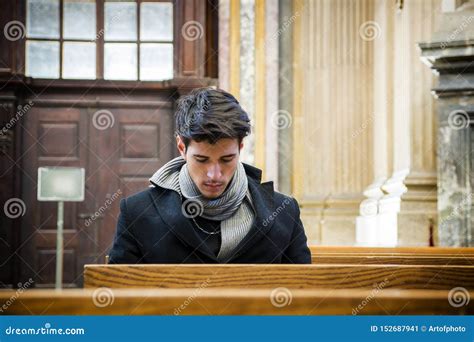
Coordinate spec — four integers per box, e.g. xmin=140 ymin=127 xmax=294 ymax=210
xmin=0 ymin=288 xmax=471 ymax=315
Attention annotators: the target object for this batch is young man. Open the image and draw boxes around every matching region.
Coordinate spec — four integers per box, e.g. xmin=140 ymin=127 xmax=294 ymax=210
xmin=109 ymin=87 xmax=311 ymax=264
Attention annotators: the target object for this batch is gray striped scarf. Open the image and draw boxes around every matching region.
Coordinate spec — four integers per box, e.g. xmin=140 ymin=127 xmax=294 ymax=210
xmin=149 ymin=156 xmax=255 ymax=261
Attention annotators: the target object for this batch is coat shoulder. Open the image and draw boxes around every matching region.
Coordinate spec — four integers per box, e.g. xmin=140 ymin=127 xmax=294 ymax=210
xmin=121 ymin=186 xmax=158 ymax=211
xmin=272 ymin=190 xmax=298 ymax=213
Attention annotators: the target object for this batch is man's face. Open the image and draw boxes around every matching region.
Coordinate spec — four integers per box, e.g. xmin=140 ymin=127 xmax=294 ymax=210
xmin=177 ymin=137 xmax=243 ymax=199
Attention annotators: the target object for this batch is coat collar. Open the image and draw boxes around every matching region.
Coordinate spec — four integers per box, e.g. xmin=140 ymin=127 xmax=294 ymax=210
xmin=242 ymin=163 xmax=262 ymax=182
xmin=148 ymin=164 xmax=275 ymax=262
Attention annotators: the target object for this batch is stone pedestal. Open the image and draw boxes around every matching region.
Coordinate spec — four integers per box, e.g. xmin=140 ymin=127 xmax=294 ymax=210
xmin=420 ymin=2 xmax=474 ymax=246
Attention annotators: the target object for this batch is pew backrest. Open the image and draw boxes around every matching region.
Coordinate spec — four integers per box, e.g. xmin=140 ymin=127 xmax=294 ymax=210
xmin=84 ymin=264 xmax=474 ymax=290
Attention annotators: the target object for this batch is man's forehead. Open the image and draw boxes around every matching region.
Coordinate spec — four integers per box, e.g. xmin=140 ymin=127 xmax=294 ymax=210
xmin=187 ymin=139 xmax=240 ymax=156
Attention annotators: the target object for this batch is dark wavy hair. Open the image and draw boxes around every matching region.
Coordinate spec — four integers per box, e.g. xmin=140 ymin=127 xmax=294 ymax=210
xmin=174 ymin=87 xmax=251 ymax=148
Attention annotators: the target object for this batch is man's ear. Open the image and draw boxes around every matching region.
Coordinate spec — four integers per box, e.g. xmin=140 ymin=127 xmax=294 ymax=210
xmin=239 ymin=141 xmax=244 ymax=152
xmin=176 ymin=136 xmax=186 ymax=159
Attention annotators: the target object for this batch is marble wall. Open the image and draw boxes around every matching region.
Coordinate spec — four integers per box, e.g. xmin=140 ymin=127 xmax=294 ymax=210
xmin=420 ymin=1 xmax=474 ymax=246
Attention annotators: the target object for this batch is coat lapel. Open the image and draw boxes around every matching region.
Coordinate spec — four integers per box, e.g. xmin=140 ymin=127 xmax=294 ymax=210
xmin=148 ymin=187 xmax=219 ymax=261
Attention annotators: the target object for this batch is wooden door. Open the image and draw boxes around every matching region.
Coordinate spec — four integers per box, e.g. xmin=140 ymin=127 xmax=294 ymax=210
xmin=20 ymin=102 xmax=174 ymax=288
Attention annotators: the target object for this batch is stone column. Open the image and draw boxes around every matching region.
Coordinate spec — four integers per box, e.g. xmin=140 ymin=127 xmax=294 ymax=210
xmin=420 ymin=0 xmax=474 ymax=246
xmin=357 ymin=0 xmax=441 ymax=246
xmin=293 ymin=0 xmax=375 ymax=245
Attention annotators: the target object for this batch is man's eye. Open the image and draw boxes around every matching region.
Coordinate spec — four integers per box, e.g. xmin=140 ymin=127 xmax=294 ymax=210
xmin=196 ymin=159 xmax=207 ymax=163
xmin=222 ymin=158 xmax=233 ymax=163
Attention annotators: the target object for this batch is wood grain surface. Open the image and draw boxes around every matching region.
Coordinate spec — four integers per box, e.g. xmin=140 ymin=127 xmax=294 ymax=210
xmin=83 ymin=264 xmax=474 ymax=290
xmin=310 ymin=246 xmax=474 ymax=265
xmin=0 ymin=288 xmax=471 ymax=315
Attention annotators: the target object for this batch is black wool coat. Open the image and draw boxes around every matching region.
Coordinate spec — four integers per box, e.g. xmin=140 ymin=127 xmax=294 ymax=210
xmin=109 ymin=163 xmax=311 ymax=264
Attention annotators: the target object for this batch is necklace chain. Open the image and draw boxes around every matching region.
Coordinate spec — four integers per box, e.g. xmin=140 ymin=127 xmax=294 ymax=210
xmin=192 ymin=217 xmax=221 ymax=235
xmin=179 ymin=194 xmax=221 ymax=235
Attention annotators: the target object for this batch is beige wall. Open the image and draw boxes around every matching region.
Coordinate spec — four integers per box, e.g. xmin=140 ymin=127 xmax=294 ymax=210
xmin=293 ymin=0 xmax=442 ymax=245
xmin=293 ymin=0 xmax=375 ymax=245
xmin=219 ymin=0 xmax=444 ymax=246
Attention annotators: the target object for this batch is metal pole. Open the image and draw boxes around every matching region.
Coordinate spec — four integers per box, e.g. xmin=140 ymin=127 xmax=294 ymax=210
xmin=55 ymin=201 xmax=64 ymax=289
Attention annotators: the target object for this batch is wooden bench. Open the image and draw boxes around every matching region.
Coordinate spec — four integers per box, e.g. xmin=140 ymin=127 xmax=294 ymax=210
xmin=310 ymin=246 xmax=474 ymax=265
xmin=83 ymin=264 xmax=474 ymax=290
xmin=0 ymin=288 xmax=471 ymax=315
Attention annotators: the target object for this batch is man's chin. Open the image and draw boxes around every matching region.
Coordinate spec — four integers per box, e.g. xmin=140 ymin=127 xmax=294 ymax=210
xmin=200 ymin=189 xmax=225 ymax=199
xmin=201 ymin=192 xmax=223 ymax=200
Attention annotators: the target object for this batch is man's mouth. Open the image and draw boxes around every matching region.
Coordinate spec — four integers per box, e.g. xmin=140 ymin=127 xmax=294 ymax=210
xmin=203 ymin=183 xmax=224 ymax=192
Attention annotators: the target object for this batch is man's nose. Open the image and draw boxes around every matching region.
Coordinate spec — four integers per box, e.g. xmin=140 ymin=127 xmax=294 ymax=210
xmin=207 ymin=164 xmax=222 ymax=180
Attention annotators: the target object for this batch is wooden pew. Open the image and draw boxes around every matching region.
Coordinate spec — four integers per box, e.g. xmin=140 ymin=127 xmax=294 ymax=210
xmin=310 ymin=246 xmax=474 ymax=265
xmin=311 ymin=246 xmax=474 ymax=254
xmin=83 ymin=264 xmax=474 ymax=290
xmin=0 ymin=288 xmax=471 ymax=315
